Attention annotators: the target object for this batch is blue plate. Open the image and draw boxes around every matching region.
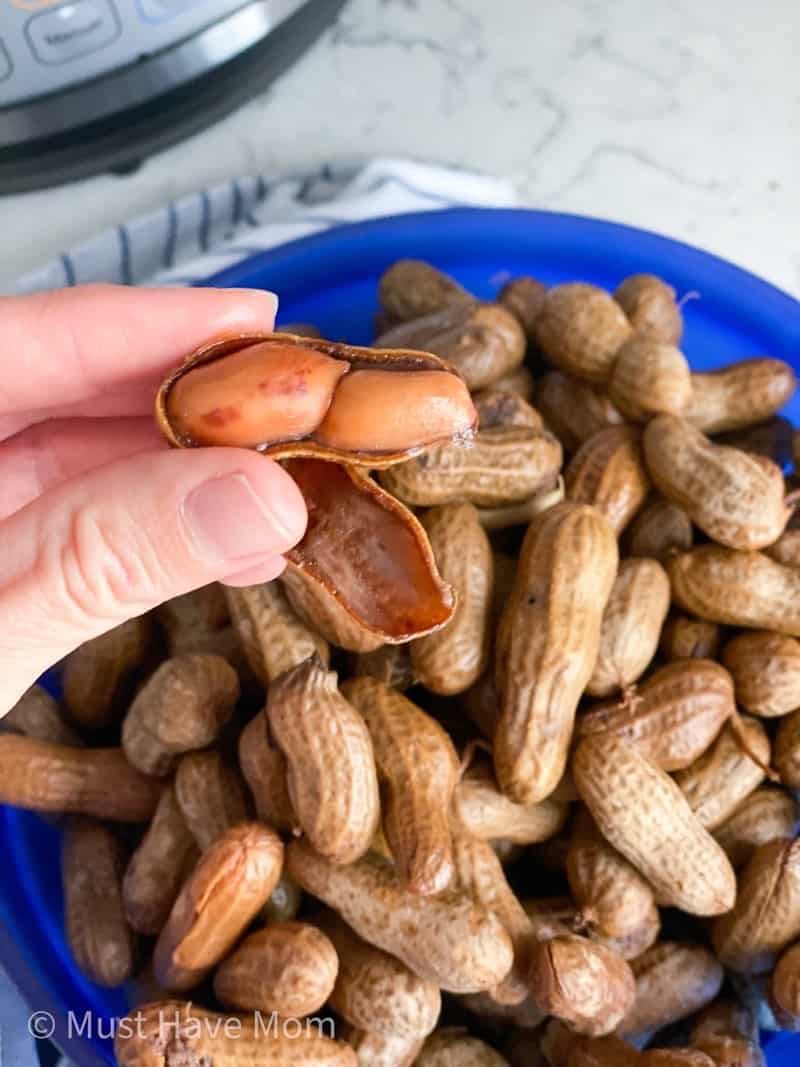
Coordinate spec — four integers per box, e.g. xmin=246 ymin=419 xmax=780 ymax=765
xmin=2 ymin=208 xmax=798 ymax=1066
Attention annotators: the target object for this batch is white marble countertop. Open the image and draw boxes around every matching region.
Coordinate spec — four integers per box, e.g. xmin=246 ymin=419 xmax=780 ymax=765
xmin=1 ymin=0 xmax=799 ymax=296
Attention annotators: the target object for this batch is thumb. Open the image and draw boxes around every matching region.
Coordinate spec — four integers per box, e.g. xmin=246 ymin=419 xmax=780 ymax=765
xmin=0 ymin=448 xmax=307 ymax=712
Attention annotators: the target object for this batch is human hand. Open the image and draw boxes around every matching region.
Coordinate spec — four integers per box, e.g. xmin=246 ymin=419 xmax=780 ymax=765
xmin=0 ymin=285 xmax=307 ymax=714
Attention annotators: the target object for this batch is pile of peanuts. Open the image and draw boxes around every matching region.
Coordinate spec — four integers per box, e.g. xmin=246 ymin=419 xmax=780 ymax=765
xmin=3 ymin=259 xmax=800 ymax=1067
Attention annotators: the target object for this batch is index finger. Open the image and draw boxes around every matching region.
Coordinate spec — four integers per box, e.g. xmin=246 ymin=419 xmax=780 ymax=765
xmin=0 ymin=284 xmax=277 ymax=416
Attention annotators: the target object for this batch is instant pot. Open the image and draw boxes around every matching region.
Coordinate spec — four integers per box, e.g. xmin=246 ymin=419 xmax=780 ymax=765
xmin=0 ymin=0 xmax=346 ymax=193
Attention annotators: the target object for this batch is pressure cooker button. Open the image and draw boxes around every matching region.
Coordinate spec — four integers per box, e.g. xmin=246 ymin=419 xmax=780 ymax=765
xmin=26 ymin=0 xmax=121 ymax=65
xmin=136 ymin=0 xmax=205 ymax=20
xmin=0 ymin=41 xmax=11 ymax=83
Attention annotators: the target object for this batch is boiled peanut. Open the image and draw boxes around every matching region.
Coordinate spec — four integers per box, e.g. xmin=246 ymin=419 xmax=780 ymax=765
xmin=565 ymin=426 xmax=650 ymax=534
xmin=614 ymin=273 xmax=683 ymax=345
xmin=640 ymin=1053 xmax=714 ymax=1066
xmin=607 ymin=336 xmax=692 ymax=421
xmin=668 ymin=545 xmax=800 ymax=636
xmin=474 ymin=363 xmax=536 ymax=402
xmin=527 ymin=934 xmax=635 ymax=1036
xmin=452 ymin=760 xmax=568 ymax=844
xmin=495 ymin=501 xmax=618 ymax=804
xmin=378 ymin=425 xmax=563 ymax=508
xmin=269 ymin=658 xmax=379 ymax=865
xmin=617 ymin=941 xmax=723 ymax=1041
xmin=765 ymin=528 xmax=800 ymax=569
xmin=474 ymin=390 xmax=543 ymax=431
xmin=690 ymin=997 xmax=765 ymax=1067
xmin=566 ymin=808 xmax=656 ymax=940
xmin=377 ymin=301 xmax=526 ymax=391
xmin=156 ymin=583 xmax=229 ymax=656
xmin=625 ymin=496 xmax=693 ymax=563
xmin=410 ymin=503 xmax=493 ymax=695
xmin=643 ymin=415 xmax=789 ymax=550
xmin=153 ymin=822 xmax=283 ymax=991
xmin=318 ymin=912 xmax=441 ymax=1039
xmin=286 ymin=840 xmax=514 ymax=994
xmin=502 ymin=1027 xmax=549 ymax=1067
xmin=713 ymin=786 xmax=800 ymax=868
xmin=722 ymin=630 xmax=800 ymax=716
xmin=261 ymin=870 xmax=303 ymax=924
xmin=450 ymin=831 xmax=534 ymax=1004
xmin=498 ymin=275 xmax=547 ymax=338
xmin=572 ymin=734 xmax=736 ymax=915
xmin=342 ymin=1026 xmax=423 ymax=1067
xmin=659 ymin=615 xmax=722 ymax=662
xmin=598 ymin=900 xmax=661 ymax=961
xmin=579 ymin=659 xmax=735 ymax=771
xmin=122 ymin=654 xmax=239 ymax=777
xmin=0 ymin=735 xmax=160 ymax=821
xmin=716 ymin=415 xmax=795 ymax=467
xmin=214 ymin=921 xmax=338 ymax=1017
xmin=378 ymin=259 xmax=470 ymax=322
xmin=673 ymin=716 xmax=770 ymax=829
xmin=174 ymin=750 xmax=249 ymax=852
xmin=534 ymin=283 xmax=633 ymax=383
xmin=238 ymin=710 xmax=296 ymax=833
xmin=63 ymin=817 xmax=135 ymax=987
xmin=352 ymin=645 xmax=415 ymax=691
xmin=225 ymin=580 xmax=329 ymax=685
xmin=477 ymin=477 xmax=565 ymax=532
xmin=3 ymin=685 xmax=83 ymax=746
xmin=341 ymin=676 xmax=458 ymax=893
xmin=539 ymin=1018 xmax=578 ymax=1066
xmin=713 ymin=837 xmax=800 ymax=974
xmin=122 ymin=784 xmax=198 ymax=935
xmin=587 ymin=558 xmax=670 ymax=697
xmin=775 ymin=707 xmax=800 ymax=786
xmin=63 ymin=615 xmax=152 ymax=729
xmin=563 ymin=1034 xmax=640 ymax=1067
xmin=460 ymin=990 xmax=545 ymax=1030
xmin=115 ymin=1000 xmax=356 ymax=1067
xmin=415 ymin=1030 xmax=511 ymax=1065
xmin=462 ymin=672 xmax=501 ymax=740
xmin=685 ymin=357 xmax=796 ymax=435
xmin=537 ymin=371 xmax=624 ymax=454
xmin=771 ymin=941 xmax=800 ymax=1028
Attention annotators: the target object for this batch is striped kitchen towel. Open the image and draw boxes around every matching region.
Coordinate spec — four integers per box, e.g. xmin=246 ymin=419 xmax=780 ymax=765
xmin=14 ymin=157 xmax=516 ymax=294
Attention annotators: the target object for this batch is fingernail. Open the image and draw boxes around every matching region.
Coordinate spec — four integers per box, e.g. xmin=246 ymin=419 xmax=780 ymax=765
xmin=182 ymin=473 xmax=301 ymax=565
xmin=223 ymin=288 xmax=279 ymax=316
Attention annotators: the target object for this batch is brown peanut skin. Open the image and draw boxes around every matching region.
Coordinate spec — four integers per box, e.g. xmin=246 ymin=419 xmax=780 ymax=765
xmin=579 ymin=659 xmax=735 ymax=771
xmin=685 ymin=357 xmax=796 ymax=435
xmin=115 ymin=1000 xmax=356 ymax=1067
xmin=213 ymin=921 xmax=338 ymax=1017
xmin=775 ymin=707 xmax=800 ymax=786
xmin=3 ymin=685 xmax=83 ymax=746
xmin=587 ymin=558 xmax=670 ymax=697
xmin=537 ymin=371 xmax=624 ymax=454
xmin=410 ymin=503 xmax=494 ymax=695
xmin=342 ymin=676 xmax=458 ymax=894
xmin=614 ymin=274 xmax=682 ymax=345
xmin=534 ymin=283 xmax=633 ymax=383
xmin=659 ymin=614 xmax=722 ymax=662
xmin=63 ymin=817 xmax=135 ymax=987
xmin=643 ymin=415 xmax=790 ymax=550
xmin=617 ymin=941 xmax=724 ymax=1041
xmin=63 ymin=615 xmax=152 ymax=729
xmin=712 ymin=837 xmax=800 ymax=974
xmin=318 ymin=912 xmax=441 ymax=1039
xmin=573 ymin=734 xmax=736 ymax=915
xmin=565 ymin=426 xmax=651 ymax=535
xmin=174 ymin=750 xmax=250 ymax=852
xmin=713 ymin=787 xmax=800 ymax=868
xmin=122 ymin=784 xmax=198 ymax=935
xmin=625 ymin=496 xmax=693 ymax=563
xmin=723 ymin=630 xmax=800 ymax=717
xmin=122 ymin=654 xmax=239 ymax=777
xmin=668 ymin=546 xmax=800 ymax=636
xmin=225 ymin=580 xmax=329 ymax=685
xmin=341 ymin=1025 xmax=424 ymax=1067
xmin=566 ymin=808 xmax=656 ymax=940
xmin=608 ymin=337 xmax=692 ymax=421
xmin=0 ymin=735 xmax=160 ymax=821
xmin=286 ymin=840 xmax=514 ymax=994
xmin=152 ymin=822 xmax=283 ymax=992
xmin=690 ymin=997 xmax=766 ymax=1067
xmin=772 ymin=941 xmax=800 ymax=1026
xmin=673 ymin=716 xmax=770 ymax=829
xmin=415 ymin=1031 xmax=511 ymax=1065
xmin=378 ymin=259 xmax=470 ymax=322
xmin=528 ymin=934 xmax=635 ymax=1037
xmin=453 ymin=760 xmax=568 ymax=845
xmin=495 ymin=501 xmax=618 ymax=804
xmin=238 ymin=709 xmax=297 ymax=833
xmin=268 ymin=657 xmax=380 ymax=866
